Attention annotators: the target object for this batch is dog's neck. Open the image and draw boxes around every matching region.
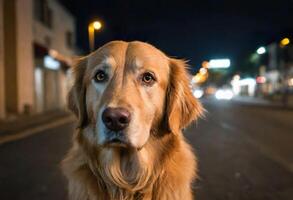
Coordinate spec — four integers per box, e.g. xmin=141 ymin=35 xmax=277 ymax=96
xmin=84 ymin=145 xmax=157 ymax=199
xmin=80 ymin=132 xmax=178 ymax=199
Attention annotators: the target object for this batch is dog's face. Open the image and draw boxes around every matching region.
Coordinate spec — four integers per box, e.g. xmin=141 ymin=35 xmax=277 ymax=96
xmin=69 ymin=41 xmax=202 ymax=150
xmin=86 ymin=41 xmax=169 ymax=149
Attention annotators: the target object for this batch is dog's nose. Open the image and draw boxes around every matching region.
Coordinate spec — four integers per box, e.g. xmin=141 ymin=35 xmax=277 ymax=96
xmin=102 ymin=107 xmax=131 ymax=131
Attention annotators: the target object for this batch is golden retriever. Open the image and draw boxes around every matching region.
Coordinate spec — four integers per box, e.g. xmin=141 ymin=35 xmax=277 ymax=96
xmin=62 ymin=41 xmax=203 ymax=200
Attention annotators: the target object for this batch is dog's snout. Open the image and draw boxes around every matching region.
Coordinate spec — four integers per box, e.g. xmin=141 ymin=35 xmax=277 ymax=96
xmin=102 ymin=107 xmax=131 ymax=131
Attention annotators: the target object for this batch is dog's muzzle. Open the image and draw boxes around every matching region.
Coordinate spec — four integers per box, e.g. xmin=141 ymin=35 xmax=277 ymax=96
xmin=102 ymin=107 xmax=131 ymax=131
xmin=102 ymin=107 xmax=132 ymax=148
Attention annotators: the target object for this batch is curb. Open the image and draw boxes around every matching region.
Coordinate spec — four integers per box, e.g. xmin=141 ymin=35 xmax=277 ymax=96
xmin=0 ymin=116 xmax=75 ymax=146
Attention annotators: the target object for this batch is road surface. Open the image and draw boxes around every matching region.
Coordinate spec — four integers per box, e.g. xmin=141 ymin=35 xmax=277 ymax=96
xmin=0 ymin=99 xmax=292 ymax=200
xmin=188 ymin=99 xmax=293 ymax=200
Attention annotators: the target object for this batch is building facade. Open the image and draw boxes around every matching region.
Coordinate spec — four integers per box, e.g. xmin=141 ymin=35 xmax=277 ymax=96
xmin=258 ymin=41 xmax=293 ymax=96
xmin=0 ymin=0 xmax=76 ymax=119
xmin=0 ymin=0 xmax=5 ymax=119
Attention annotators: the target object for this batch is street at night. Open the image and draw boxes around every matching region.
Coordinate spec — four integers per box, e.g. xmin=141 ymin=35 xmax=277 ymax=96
xmin=1 ymin=1 xmax=293 ymax=199
xmin=1 ymin=99 xmax=292 ymax=200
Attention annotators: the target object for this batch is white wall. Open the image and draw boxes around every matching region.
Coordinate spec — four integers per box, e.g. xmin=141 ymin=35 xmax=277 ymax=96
xmin=0 ymin=0 xmax=5 ymax=118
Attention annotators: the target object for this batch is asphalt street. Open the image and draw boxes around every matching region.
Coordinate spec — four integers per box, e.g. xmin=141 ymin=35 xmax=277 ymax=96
xmin=188 ymin=99 xmax=293 ymax=200
xmin=0 ymin=99 xmax=292 ymax=200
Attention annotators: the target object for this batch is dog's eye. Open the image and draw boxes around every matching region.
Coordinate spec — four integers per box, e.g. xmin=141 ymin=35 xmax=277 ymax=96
xmin=94 ymin=70 xmax=108 ymax=82
xmin=141 ymin=72 xmax=156 ymax=86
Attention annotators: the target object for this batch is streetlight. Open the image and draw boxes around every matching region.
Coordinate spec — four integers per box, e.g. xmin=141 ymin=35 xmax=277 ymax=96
xmin=93 ymin=21 xmax=102 ymax=30
xmin=280 ymin=37 xmax=290 ymax=47
xmin=88 ymin=20 xmax=102 ymax=52
xmin=256 ymin=46 xmax=266 ymax=55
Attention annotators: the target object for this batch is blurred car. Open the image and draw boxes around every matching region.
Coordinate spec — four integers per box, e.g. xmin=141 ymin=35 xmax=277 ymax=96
xmin=215 ymin=88 xmax=234 ymax=100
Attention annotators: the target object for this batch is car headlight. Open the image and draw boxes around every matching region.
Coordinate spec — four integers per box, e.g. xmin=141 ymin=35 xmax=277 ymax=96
xmin=215 ymin=89 xmax=233 ymax=100
xmin=193 ymin=89 xmax=204 ymax=99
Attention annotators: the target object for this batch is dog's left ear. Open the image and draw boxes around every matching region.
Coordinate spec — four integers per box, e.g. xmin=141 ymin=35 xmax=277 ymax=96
xmin=164 ymin=58 xmax=203 ymax=134
xmin=67 ymin=57 xmax=88 ymax=128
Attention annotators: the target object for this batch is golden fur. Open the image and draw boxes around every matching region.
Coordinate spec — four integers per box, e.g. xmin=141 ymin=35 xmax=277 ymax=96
xmin=62 ymin=41 xmax=203 ymax=200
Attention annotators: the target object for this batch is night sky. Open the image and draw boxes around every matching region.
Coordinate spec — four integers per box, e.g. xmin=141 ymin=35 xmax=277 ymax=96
xmin=59 ymin=0 xmax=293 ymax=72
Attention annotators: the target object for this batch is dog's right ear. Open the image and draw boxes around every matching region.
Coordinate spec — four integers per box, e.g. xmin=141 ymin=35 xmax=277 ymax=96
xmin=68 ymin=57 xmax=88 ymax=128
xmin=163 ymin=58 xmax=203 ymax=134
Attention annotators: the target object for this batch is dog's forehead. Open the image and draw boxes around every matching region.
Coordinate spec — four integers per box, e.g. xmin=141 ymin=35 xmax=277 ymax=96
xmin=126 ymin=42 xmax=169 ymax=69
xmin=88 ymin=41 xmax=128 ymax=67
xmin=88 ymin=41 xmax=169 ymax=70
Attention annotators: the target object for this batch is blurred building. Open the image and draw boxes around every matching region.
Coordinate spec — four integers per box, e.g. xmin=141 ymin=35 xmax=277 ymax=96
xmin=258 ymin=40 xmax=293 ymax=96
xmin=0 ymin=0 xmax=76 ymax=119
xmin=0 ymin=0 xmax=4 ymax=119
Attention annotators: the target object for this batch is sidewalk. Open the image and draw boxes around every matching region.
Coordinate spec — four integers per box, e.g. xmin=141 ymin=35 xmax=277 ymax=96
xmin=231 ymin=96 xmax=293 ymax=109
xmin=232 ymin=96 xmax=279 ymax=106
xmin=0 ymin=110 xmax=72 ymax=138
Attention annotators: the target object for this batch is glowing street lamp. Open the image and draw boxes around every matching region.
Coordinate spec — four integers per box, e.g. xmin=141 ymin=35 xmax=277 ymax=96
xmin=256 ymin=46 xmax=266 ymax=55
xmin=280 ymin=38 xmax=290 ymax=47
xmin=93 ymin=21 xmax=102 ymax=30
xmin=88 ymin=20 xmax=103 ymax=52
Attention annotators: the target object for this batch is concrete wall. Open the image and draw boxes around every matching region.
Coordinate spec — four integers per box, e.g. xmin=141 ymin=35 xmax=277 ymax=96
xmin=43 ymin=69 xmax=59 ymax=110
xmin=32 ymin=0 xmax=76 ymax=113
xmin=33 ymin=0 xmax=76 ymax=57
xmin=3 ymin=0 xmax=34 ymax=115
xmin=0 ymin=0 xmax=75 ymax=118
xmin=16 ymin=0 xmax=34 ymax=113
xmin=3 ymin=0 xmax=18 ymax=114
xmin=51 ymin=0 xmax=76 ymax=56
xmin=59 ymin=70 xmax=68 ymax=108
xmin=0 ymin=0 xmax=5 ymax=118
